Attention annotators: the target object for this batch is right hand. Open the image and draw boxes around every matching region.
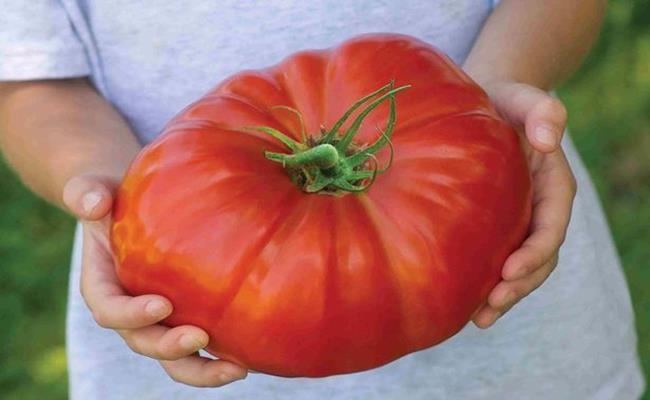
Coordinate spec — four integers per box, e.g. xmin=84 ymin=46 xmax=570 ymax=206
xmin=63 ymin=174 xmax=248 ymax=387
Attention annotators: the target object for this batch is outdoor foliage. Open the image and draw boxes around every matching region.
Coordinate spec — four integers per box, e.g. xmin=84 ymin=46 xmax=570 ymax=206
xmin=0 ymin=1 xmax=647 ymax=398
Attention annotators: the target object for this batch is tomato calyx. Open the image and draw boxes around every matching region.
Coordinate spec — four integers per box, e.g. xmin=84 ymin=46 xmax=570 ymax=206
xmin=246 ymin=82 xmax=409 ymax=195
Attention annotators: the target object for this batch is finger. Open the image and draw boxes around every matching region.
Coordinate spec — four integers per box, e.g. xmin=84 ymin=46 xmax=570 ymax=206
xmin=488 ymin=83 xmax=567 ymax=152
xmin=87 ymin=292 xmax=173 ymax=329
xmin=502 ymin=151 xmax=576 ymax=280
xmin=472 ymin=256 xmax=557 ymax=329
xmin=63 ymin=174 xmax=118 ymax=220
xmin=488 ymin=254 xmax=558 ymax=311
xmin=160 ymin=355 xmax=247 ymax=387
xmin=80 ymin=225 xmax=172 ymax=329
xmin=119 ymin=325 xmax=209 ymax=360
xmin=524 ymin=95 xmax=567 ymax=153
xmin=471 ymin=304 xmax=499 ymax=329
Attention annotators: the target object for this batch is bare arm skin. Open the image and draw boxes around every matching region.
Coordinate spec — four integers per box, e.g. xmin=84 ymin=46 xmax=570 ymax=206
xmin=0 ymin=79 xmax=140 ymax=206
xmin=465 ymin=0 xmax=606 ymax=90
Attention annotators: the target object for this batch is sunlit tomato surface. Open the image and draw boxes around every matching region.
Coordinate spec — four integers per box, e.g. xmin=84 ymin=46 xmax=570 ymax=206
xmin=111 ymin=33 xmax=532 ymax=377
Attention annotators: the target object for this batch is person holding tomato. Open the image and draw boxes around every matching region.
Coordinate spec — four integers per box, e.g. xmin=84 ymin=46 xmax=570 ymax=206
xmin=0 ymin=0 xmax=644 ymax=399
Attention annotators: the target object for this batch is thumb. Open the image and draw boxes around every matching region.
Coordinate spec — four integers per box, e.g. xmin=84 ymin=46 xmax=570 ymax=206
xmin=486 ymin=82 xmax=567 ymax=153
xmin=62 ymin=174 xmax=119 ymax=221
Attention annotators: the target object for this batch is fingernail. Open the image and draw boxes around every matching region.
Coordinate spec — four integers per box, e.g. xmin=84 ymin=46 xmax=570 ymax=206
xmin=82 ymin=191 xmax=103 ymax=215
xmin=501 ymin=291 xmax=516 ymax=307
xmin=506 ymin=265 xmax=527 ymax=280
xmin=219 ymin=373 xmax=246 ymax=383
xmin=534 ymin=125 xmax=557 ymax=147
xmin=503 ymin=265 xmax=526 ymax=281
xmin=145 ymin=300 xmax=170 ymax=318
xmin=180 ymin=334 xmax=206 ymax=351
xmin=478 ymin=314 xmax=499 ymax=329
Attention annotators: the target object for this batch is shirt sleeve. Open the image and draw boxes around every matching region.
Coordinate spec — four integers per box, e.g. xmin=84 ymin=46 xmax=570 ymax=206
xmin=0 ymin=0 xmax=90 ymax=80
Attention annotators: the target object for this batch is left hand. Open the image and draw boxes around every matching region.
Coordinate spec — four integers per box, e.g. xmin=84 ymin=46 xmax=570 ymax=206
xmin=63 ymin=174 xmax=248 ymax=387
xmin=472 ymin=81 xmax=577 ymax=328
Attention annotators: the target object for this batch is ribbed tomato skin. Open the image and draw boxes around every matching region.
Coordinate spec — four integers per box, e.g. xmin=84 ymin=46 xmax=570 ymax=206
xmin=110 ymin=33 xmax=532 ymax=377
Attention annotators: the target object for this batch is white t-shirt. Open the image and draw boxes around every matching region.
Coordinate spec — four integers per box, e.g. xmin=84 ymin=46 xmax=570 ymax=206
xmin=1 ymin=1 xmax=645 ymax=399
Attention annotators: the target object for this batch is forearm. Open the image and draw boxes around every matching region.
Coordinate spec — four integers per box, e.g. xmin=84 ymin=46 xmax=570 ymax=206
xmin=0 ymin=78 xmax=141 ymax=209
xmin=464 ymin=0 xmax=606 ymax=89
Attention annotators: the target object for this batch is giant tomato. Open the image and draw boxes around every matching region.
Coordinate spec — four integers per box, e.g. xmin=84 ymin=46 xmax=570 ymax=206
xmin=111 ymin=33 xmax=532 ymax=377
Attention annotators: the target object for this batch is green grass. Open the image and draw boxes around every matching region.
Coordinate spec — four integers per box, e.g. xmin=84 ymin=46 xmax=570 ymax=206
xmin=0 ymin=2 xmax=648 ymax=398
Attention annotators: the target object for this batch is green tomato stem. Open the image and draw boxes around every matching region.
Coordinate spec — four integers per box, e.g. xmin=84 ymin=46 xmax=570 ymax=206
xmin=248 ymin=82 xmax=410 ymax=195
xmin=273 ymin=143 xmax=339 ymax=169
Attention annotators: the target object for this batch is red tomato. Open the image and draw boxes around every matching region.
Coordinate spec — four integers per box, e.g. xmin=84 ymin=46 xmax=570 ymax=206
xmin=111 ymin=33 xmax=532 ymax=377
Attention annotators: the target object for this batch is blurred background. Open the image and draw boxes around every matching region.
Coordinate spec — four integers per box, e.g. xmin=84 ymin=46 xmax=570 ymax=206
xmin=0 ymin=1 xmax=648 ymax=399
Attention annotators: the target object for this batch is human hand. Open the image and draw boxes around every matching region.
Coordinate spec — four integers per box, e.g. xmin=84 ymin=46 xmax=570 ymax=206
xmin=471 ymin=82 xmax=577 ymax=328
xmin=63 ymin=174 xmax=248 ymax=386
